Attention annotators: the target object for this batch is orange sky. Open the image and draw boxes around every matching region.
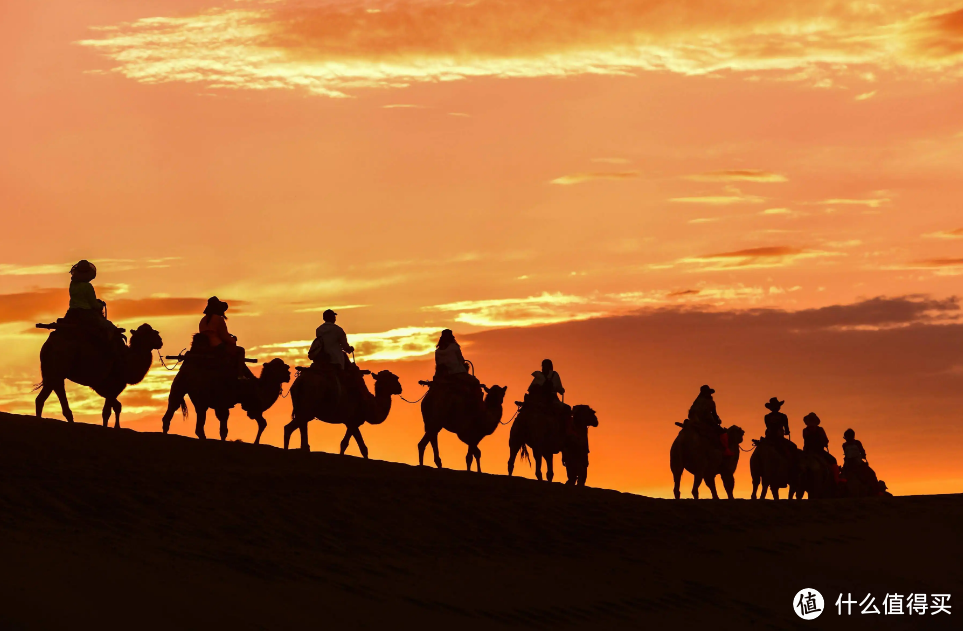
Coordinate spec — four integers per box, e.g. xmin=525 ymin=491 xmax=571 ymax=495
xmin=2 ymin=0 xmax=963 ymax=497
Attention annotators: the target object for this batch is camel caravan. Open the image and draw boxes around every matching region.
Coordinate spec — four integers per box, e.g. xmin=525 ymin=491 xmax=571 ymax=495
xmin=671 ymin=388 xmax=891 ymax=499
xmin=35 ymin=260 xmax=888 ymax=496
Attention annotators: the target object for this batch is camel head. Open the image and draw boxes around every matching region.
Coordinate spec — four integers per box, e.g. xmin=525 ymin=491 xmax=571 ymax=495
xmin=372 ymin=370 xmax=402 ymax=396
xmin=481 ymin=384 xmax=507 ymax=407
xmin=129 ymin=324 xmax=163 ymax=351
xmin=260 ymin=357 xmax=292 ymax=385
xmin=726 ymin=425 xmax=745 ymax=448
xmin=573 ymin=405 xmax=598 ymax=428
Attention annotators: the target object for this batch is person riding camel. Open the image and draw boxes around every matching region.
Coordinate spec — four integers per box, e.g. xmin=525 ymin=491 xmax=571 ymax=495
xmin=841 ymin=428 xmax=881 ymax=492
xmin=802 ymin=412 xmax=839 ymax=479
xmin=528 ymin=359 xmax=566 ymax=410
xmin=432 ymin=329 xmax=484 ymax=409
xmin=686 ymin=385 xmax=731 ymax=456
xmin=198 ymin=296 xmax=252 ymax=379
xmin=308 ymin=309 xmax=354 ymax=370
xmin=64 ymin=260 xmax=121 ymax=352
xmin=763 ymin=397 xmax=792 ymax=452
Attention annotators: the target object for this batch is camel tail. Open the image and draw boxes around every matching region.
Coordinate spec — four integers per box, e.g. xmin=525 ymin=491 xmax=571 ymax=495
xmin=180 ymin=399 xmax=188 ymax=420
xmin=32 ymin=381 xmax=44 ymax=392
xmin=520 ymin=444 xmax=531 ymax=467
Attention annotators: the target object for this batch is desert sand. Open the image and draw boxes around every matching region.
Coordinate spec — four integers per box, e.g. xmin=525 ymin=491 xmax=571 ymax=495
xmin=0 ymin=411 xmax=959 ymax=630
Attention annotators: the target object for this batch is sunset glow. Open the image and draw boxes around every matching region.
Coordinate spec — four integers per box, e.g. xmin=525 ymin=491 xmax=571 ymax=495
xmin=3 ymin=0 xmax=963 ymax=497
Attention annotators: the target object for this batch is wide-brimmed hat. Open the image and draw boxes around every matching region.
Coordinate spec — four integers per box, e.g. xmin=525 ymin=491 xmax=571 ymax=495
xmin=203 ymin=296 xmax=229 ymax=315
xmin=803 ymin=412 xmax=821 ymax=426
xmin=765 ymin=397 xmax=785 ymax=411
xmin=70 ymin=260 xmax=97 ymax=282
xmin=700 ymin=384 xmax=715 ymax=395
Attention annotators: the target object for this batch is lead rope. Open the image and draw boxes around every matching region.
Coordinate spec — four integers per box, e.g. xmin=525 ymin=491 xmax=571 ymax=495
xmin=499 ymin=404 xmax=521 ymax=425
xmin=401 ymin=381 xmax=428 ymax=404
xmin=158 ymin=348 xmax=186 ymax=371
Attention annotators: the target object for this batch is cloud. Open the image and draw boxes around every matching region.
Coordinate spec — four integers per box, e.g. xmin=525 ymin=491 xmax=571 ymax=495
xmin=0 ymin=257 xmax=180 ymax=277
xmin=682 ymin=246 xmax=839 ymax=270
xmin=760 ymin=207 xmax=805 ymax=217
xmin=855 ymin=90 xmax=878 ymax=100
xmin=686 ymin=169 xmax=787 ymax=183
xmin=688 ymin=217 xmax=722 ymax=224
xmin=427 ymin=293 xmax=603 ymax=328
xmin=292 ymin=304 xmax=369 ymax=314
xmin=901 ymin=257 xmax=963 ymax=275
xmin=0 ymin=289 xmax=246 ymax=325
xmin=670 ymin=194 xmax=766 ymax=205
xmin=77 ymin=1 xmax=963 ymax=98
xmin=382 ymin=103 xmax=426 ymax=109
xmin=253 ymin=326 xmax=444 ymax=362
xmin=816 ymin=198 xmax=890 ymax=208
xmin=550 ymin=171 xmax=639 ymax=185
xmin=592 ymin=158 xmax=631 ymax=165
xmin=923 ymin=228 xmax=963 ymax=240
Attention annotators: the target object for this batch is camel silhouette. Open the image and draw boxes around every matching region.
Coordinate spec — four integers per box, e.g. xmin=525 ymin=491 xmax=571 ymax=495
xmin=561 ymin=405 xmax=598 ymax=486
xmin=794 ymin=451 xmax=839 ymax=499
xmin=160 ymin=357 xmax=291 ymax=444
xmin=35 ymin=323 xmax=163 ymax=428
xmin=417 ymin=382 xmax=507 ymax=472
xmin=750 ymin=440 xmax=799 ymax=500
xmin=282 ymin=367 xmax=402 ymax=457
xmin=670 ymin=422 xmax=745 ymax=499
xmin=507 ymin=400 xmax=589 ymax=482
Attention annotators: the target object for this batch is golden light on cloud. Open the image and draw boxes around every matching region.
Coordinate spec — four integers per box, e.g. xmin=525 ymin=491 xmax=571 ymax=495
xmin=253 ymin=326 xmax=444 ymax=363
xmin=686 ymin=170 xmax=787 ymax=183
xmin=670 ymin=194 xmax=766 ymax=205
xmin=923 ymin=228 xmax=963 ymax=239
xmin=682 ymin=246 xmax=840 ymax=271
xmin=77 ymin=1 xmax=963 ymax=98
xmin=817 ymin=198 xmax=891 ymax=208
xmin=550 ymin=171 xmax=640 ymax=185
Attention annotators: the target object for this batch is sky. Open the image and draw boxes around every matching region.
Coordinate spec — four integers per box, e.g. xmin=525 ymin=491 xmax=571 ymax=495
xmin=2 ymin=0 xmax=963 ymax=497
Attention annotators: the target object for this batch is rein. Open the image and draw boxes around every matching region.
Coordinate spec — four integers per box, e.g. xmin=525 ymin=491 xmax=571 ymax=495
xmin=499 ymin=405 xmax=520 ymax=425
xmin=157 ymin=348 xmax=186 ymax=371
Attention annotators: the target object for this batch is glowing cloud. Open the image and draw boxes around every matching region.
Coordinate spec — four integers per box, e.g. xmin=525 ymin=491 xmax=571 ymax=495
xmin=77 ymin=1 xmax=963 ymax=98
xmin=682 ymin=246 xmax=840 ymax=270
xmin=923 ymin=228 xmax=963 ymax=239
xmin=550 ymin=172 xmax=640 ymax=185
xmin=686 ymin=170 xmax=787 ymax=183
xmin=252 ymin=326 xmax=444 ymax=362
xmin=670 ymin=194 xmax=766 ymax=205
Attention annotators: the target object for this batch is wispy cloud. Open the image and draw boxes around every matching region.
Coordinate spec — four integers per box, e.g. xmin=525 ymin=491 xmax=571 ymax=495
xmin=550 ymin=171 xmax=639 ymax=185
xmin=77 ymin=2 xmax=963 ymax=98
xmin=682 ymin=246 xmax=840 ymax=271
xmin=761 ymin=207 xmax=806 ymax=217
xmin=686 ymin=169 xmax=787 ymax=183
xmin=253 ymin=326 xmax=444 ymax=363
xmin=670 ymin=193 xmax=766 ymax=205
xmin=923 ymin=228 xmax=963 ymax=240
xmin=855 ymin=90 xmax=878 ymax=100
xmin=816 ymin=198 xmax=891 ymax=208
xmin=592 ymin=157 xmax=631 ymax=164
xmin=0 ymin=257 xmax=180 ymax=277
xmin=897 ymin=257 xmax=963 ymax=275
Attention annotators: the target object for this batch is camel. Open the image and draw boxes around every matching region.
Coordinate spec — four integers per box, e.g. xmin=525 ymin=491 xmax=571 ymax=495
xmin=670 ymin=422 xmax=746 ymax=499
xmin=35 ymin=323 xmax=163 ymax=428
xmin=750 ymin=439 xmax=800 ymax=499
xmin=417 ymin=381 xmax=507 ymax=472
xmin=508 ymin=400 xmax=597 ymax=482
xmin=282 ymin=366 xmax=402 ymax=457
xmin=160 ymin=357 xmax=292 ymax=444
xmin=561 ymin=406 xmax=599 ymax=486
xmin=794 ymin=451 xmax=840 ymax=499
xmin=840 ymin=462 xmax=881 ymax=498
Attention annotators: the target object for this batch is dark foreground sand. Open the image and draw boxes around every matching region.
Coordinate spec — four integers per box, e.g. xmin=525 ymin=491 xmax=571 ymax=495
xmin=0 ymin=413 xmax=959 ymax=630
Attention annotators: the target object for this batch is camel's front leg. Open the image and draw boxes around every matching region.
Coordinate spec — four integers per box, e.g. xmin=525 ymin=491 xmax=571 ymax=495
xmin=507 ymin=438 xmax=521 ymax=476
xmin=545 ymin=453 xmax=555 ymax=483
xmin=112 ymin=399 xmax=122 ymax=429
xmin=534 ymin=450 xmax=543 ymax=481
xmin=35 ymin=384 xmax=53 ymax=420
xmin=418 ymin=431 xmax=440 ymax=467
xmin=52 ymin=382 xmax=73 ymax=424
xmin=721 ymin=472 xmax=735 ymax=500
xmin=350 ymin=426 xmax=369 ymax=459
xmin=705 ymin=475 xmax=720 ymax=500
xmin=252 ymin=414 xmax=266 ymax=445
xmin=691 ymin=474 xmax=703 ymax=499
xmin=101 ymin=400 xmax=112 ymax=428
xmin=672 ymin=466 xmax=683 ymax=499
xmin=195 ymin=406 xmax=208 ymax=440
xmin=473 ymin=446 xmax=482 ymax=473
xmin=215 ymin=408 xmax=230 ymax=441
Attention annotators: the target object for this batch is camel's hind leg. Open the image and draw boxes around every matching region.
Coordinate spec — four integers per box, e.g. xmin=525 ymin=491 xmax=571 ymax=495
xmin=533 ymin=450 xmax=544 ymax=481
xmin=112 ymin=399 xmax=122 ymax=429
xmin=671 ymin=464 xmax=683 ymax=499
xmin=283 ymin=416 xmax=308 ymax=451
xmin=691 ymin=474 xmax=702 ymax=499
xmin=507 ymin=437 xmax=522 ymax=476
xmin=545 ymin=453 xmax=555 ymax=483
xmin=721 ymin=472 xmax=735 ymax=500
xmin=704 ymin=475 xmax=720 ymax=500
xmin=195 ymin=405 xmax=208 ymax=440
xmin=52 ymin=382 xmax=73 ymax=424
xmin=101 ymin=400 xmax=112 ymax=428
xmin=751 ymin=474 xmax=760 ymax=499
xmin=252 ymin=414 xmax=266 ymax=445
xmin=772 ymin=486 xmax=781 ymax=500
xmin=472 ymin=446 xmax=481 ymax=473
xmin=465 ymin=445 xmax=482 ymax=472
xmin=350 ymin=427 xmax=369 ymax=459
xmin=215 ymin=408 xmax=230 ymax=441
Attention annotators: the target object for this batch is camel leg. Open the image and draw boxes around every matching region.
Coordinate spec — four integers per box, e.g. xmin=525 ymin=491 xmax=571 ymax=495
xmin=565 ymin=464 xmax=576 ymax=486
xmin=112 ymin=399 xmax=122 ymax=429
xmin=751 ymin=475 xmax=760 ymax=500
xmin=465 ymin=448 xmax=473 ymax=472
xmin=705 ymin=475 xmax=720 ymax=500
xmin=417 ymin=432 xmax=431 ymax=466
xmin=216 ymin=408 xmax=230 ymax=441
xmin=672 ymin=465 xmax=683 ymax=500
xmin=507 ymin=438 xmax=521 ymax=477
xmin=722 ymin=472 xmax=735 ymax=500
xmin=429 ymin=435 xmax=441 ymax=468
xmin=52 ymin=382 xmax=73 ymax=424
xmin=350 ymin=427 xmax=369 ymax=459
xmin=101 ymin=400 xmax=112 ymax=428
xmin=253 ymin=414 xmax=266 ymax=445
xmin=195 ymin=406 xmax=208 ymax=440
xmin=772 ymin=487 xmax=781 ymax=500
xmin=473 ymin=446 xmax=482 ymax=473
xmin=283 ymin=420 xmax=296 ymax=450
xmin=534 ymin=450 xmax=543 ymax=481
xmin=299 ymin=420 xmax=310 ymax=451
xmin=761 ymin=483 xmax=770 ymax=499
xmin=578 ymin=466 xmax=587 ymax=487
xmin=35 ymin=384 xmax=54 ymax=420
xmin=691 ymin=475 xmax=702 ymax=499
xmin=545 ymin=453 xmax=555 ymax=483
xmin=339 ymin=427 xmax=352 ymax=455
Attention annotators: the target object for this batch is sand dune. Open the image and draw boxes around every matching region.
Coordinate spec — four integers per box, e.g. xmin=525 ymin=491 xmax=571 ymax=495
xmin=0 ymin=412 xmax=959 ymax=630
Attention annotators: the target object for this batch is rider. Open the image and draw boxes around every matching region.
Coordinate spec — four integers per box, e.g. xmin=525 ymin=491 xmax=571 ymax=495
xmin=433 ymin=329 xmax=484 ymax=409
xmin=764 ymin=397 xmax=792 ymax=452
xmin=802 ymin=412 xmax=839 ymax=477
xmin=686 ymin=385 xmax=731 ymax=456
xmin=198 ymin=296 xmax=251 ymax=378
xmin=528 ymin=359 xmax=566 ymax=410
xmin=842 ymin=428 xmax=880 ymax=490
xmin=308 ymin=309 xmax=354 ymax=370
xmin=65 ymin=260 xmax=120 ymax=349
